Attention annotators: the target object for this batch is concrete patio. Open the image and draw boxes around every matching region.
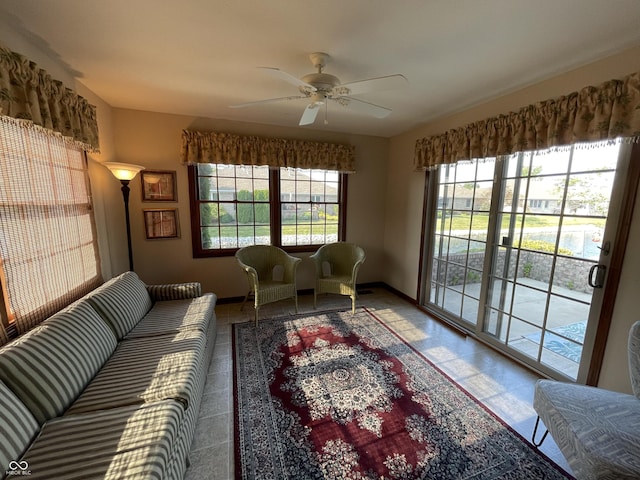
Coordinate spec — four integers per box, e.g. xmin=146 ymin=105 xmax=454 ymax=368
xmin=432 ymin=278 xmax=592 ymax=379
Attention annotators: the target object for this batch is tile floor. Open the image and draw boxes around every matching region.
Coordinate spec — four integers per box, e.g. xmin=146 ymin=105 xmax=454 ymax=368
xmin=185 ymin=287 xmax=572 ymax=479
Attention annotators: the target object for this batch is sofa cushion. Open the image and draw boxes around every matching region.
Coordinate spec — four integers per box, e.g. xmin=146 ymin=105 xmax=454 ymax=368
xmin=146 ymin=282 xmax=202 ymax=301
xmin=534 ymin=379 xmax=640 ymax=479
xmin=21 ymin=400 xmax=184 ymax=479
xmin=87 ymin=271 xmax=153 ymax=340
xmin=0 ymin=301 xmax=118 ymax=424
xmin=0 ymin=380 xmax=40 ymax=475
xmin=125 ymin=293 xmax=216 ymax=339
xmin=66 ymin=329 xmax=207 ymax=415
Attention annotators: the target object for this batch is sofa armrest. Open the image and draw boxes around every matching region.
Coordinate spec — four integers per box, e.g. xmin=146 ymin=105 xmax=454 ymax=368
xmin=146 ymin=282 xmax=202 ymax=301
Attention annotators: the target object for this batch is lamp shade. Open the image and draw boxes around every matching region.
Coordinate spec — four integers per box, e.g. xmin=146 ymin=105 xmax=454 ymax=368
xmin=103 ymin=162 xmax=145 ymax=181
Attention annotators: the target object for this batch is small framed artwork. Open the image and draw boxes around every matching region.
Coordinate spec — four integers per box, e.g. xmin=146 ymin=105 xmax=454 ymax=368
xmin=143 ymin=209 xmax=180 ymax=239
xmin=141 ymin=170 xmax=177 ymax=202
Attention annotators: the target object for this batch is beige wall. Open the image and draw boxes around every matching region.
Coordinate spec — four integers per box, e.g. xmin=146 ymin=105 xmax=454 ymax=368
xmin=3 ymin=21 xmax=640 ymax=392
xmin=107 ymin=109 xmax=389 ymax=298
xmin=385 ymin=45 xmax=640 ymax=393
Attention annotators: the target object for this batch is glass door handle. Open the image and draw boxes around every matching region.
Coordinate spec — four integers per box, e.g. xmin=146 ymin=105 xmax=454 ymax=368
xmin=588 ymin=264 xmax=607 ymax=288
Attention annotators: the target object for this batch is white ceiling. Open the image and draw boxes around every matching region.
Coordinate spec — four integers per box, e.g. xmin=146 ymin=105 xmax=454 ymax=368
xmin=2 ymin=0 xmax=640 ymax=137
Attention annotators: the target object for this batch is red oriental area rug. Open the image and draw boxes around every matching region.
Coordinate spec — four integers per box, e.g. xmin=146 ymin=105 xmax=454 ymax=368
xmin=233 ymin=308 xmax=573 ymax=479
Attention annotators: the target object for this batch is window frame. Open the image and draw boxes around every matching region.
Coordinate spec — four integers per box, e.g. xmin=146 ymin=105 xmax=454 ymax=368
xmin=418 ymin=143 xmax=640 ymax=385
xmin=188 ymin=165 xmax=348 ymax=257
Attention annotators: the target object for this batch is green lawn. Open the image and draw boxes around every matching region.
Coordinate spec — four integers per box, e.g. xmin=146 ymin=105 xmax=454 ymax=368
xmin=437 ymin=212 xmax=606 ymax=232
xmin=207 ymin=222 xmax=338 ymax=238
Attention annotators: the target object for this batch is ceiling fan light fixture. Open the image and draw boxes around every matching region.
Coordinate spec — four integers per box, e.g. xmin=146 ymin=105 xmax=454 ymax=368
xmin=310 ymin=93 xmax=325 ymax=106
xmin=300 ymin=72 xmax=340 ymax=92
xmin=232 ymin=51 xmax=406 ymax=127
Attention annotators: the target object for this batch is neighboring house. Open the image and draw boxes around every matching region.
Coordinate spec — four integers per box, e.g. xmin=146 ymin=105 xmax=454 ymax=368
xmin=202 ymin=168 xmax=338 ymax=222
xmin=439 ymin=178 xmax=608 ymax=215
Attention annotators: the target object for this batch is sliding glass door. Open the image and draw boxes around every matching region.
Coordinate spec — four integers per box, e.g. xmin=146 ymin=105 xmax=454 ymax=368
xmin=422 ymin=142 xmax=632 ymax=382
xmin=430 ymin=158 xmax=496 ymax=326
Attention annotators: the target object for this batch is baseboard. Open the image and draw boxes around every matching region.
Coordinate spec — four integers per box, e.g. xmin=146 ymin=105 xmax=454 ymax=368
xmin=217 ymin=281 xmax=404 ymax=305
xmin=375 ymin=282 xmax=417 ymax=305
xmin=216 ymin=282 xmax=472 ymax=339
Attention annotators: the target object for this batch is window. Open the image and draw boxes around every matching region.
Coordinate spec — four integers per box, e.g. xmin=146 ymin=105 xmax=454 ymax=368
xmin=0 ymin=119 xmax=102 ymax=340
xmin=280 ymin=169 xmax=341 ymax=247
xmin=188 ymin=164 xmax=346 ymax=256
xmin=421 ymin=142 xmax=634 ymax=382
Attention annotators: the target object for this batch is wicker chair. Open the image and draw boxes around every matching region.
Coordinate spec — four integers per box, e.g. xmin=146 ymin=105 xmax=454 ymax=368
xmin=235 ymin=245 xmax=302 ymax=325
xmin=310 ymin=242 xmax=365 ymax=313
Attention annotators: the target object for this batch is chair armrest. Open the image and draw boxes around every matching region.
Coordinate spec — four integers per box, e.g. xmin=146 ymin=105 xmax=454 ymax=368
xmin=351 ymin=259 xmax=364 ymax=280
xmin=237 ymin=262 xmax=259 ymax=290
xmin=282 ymin=256 xmax=302 ymax=283
xmin=309 ymin=252 xmax=326 ymax=277
xmin=146 ymin=282 xmax=202 ymax=301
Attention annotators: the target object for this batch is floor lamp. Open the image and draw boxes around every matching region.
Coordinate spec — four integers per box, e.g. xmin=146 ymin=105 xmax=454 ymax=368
xmin=103 ymin=162 xmax=145 ymax=271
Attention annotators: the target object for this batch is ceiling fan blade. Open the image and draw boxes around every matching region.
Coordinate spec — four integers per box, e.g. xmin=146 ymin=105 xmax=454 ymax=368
xmin=337 ymin=97 xmax=392 ymax=118
xmin=299 ymin=104 xmax=321 ymax=125
xmin=336 ymin=74 xmax=408 ymax=96
xmin=258 ymin=67 xmax=316 ymax=90
xmin=230 ymin=95 xmax=307 ymax=108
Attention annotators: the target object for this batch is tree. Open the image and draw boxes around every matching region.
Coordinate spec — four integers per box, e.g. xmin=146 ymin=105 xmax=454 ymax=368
xmin=237 ymin=190 xmax=269 ymax=224
xmin=555 ymin=174 xmax=609 ymax=215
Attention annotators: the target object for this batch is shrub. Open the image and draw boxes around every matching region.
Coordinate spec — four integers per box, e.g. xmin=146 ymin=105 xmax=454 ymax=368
xmin=521 ymin=239 xmax=572 ymax=256
xmin=237 ymin=190 xmax=269 ymax=224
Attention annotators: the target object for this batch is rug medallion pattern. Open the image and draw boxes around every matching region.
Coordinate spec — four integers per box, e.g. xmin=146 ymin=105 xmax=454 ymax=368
xmin=233 ymin=309 xmax=572 ymax=479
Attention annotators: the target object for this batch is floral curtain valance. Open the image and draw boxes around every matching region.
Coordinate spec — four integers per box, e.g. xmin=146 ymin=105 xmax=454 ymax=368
xmin=414 ymin=70 xmax=640 ymax=170
xmin=181 ymin=130 xmax=356 ymax=173
xmin=0 ymin=44 xmax=99 ymax=151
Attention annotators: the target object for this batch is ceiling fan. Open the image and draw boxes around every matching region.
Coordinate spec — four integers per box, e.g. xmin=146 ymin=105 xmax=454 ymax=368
xmin=230 ymin=52 xmax=408 ymax=126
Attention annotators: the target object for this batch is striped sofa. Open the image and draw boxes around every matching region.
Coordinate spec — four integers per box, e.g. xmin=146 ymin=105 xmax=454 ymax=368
xmin=0 ymin=271 xmax=217 ymax=480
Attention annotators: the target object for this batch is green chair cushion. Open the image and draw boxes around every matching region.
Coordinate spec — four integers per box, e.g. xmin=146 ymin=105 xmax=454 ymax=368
xmin=0 ymin=301 xmax=117 ymax=424
xmin=86 ymin=272 xmax=153 ymax=340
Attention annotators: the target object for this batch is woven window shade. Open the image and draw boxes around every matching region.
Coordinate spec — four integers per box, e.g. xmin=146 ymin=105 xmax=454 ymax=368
xmin=0 ymin=117 xmax=102 ymax=342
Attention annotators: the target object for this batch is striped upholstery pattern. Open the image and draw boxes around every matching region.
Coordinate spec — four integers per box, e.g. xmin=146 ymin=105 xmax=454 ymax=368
xmin=0 ymin=380 xmax=40 ymax=474
xmin=87 ymin=271 xmax=153 ymax=339
xmin=66 ymin=329 xmax=207 ymax=415
xmin=165 ymin=433 xmax=189 ymax=480
xmin=146 ymin=283 xmax=202 ymax=301
xmin=126 ymin=294 xmax=216 ymax=339
xmin=0 ymin=323 xmax=9 ymax=347
xmin=0 ymin=301 xmax=117 ymax=424
xmin=165 ymin=311 xmax=218 ymax=480
xmin=22 ymin=400 xmax=184 ymax=480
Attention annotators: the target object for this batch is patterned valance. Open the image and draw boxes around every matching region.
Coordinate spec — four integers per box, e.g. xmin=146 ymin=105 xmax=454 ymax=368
xmin=414 ymin=70 xmax=640 ymax=170
xmin=181 ymin=130 xmax=356 ymax=173
xmin=0 ymin=44 xmax=99 ymax=151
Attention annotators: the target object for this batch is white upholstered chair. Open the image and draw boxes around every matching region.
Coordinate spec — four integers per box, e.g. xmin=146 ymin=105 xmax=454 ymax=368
xmin=532 ymin=320 xmax=640 ymax=479
xmin=235 ymin=245 xmax=301 ymax=325
xmin=310 ymin=242 xmax=365 ymax=313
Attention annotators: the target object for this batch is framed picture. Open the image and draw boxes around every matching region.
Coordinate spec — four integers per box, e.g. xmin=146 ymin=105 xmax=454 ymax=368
xmin=141 ymin=170 xmax=177 ymax=202
xmin=143 ymin=209 xmax=180 ymax=239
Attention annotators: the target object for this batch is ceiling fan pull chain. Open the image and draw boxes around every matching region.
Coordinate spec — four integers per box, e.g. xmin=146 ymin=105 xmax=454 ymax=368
xmin=324 ymin=101 xmax=329 ymax=125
